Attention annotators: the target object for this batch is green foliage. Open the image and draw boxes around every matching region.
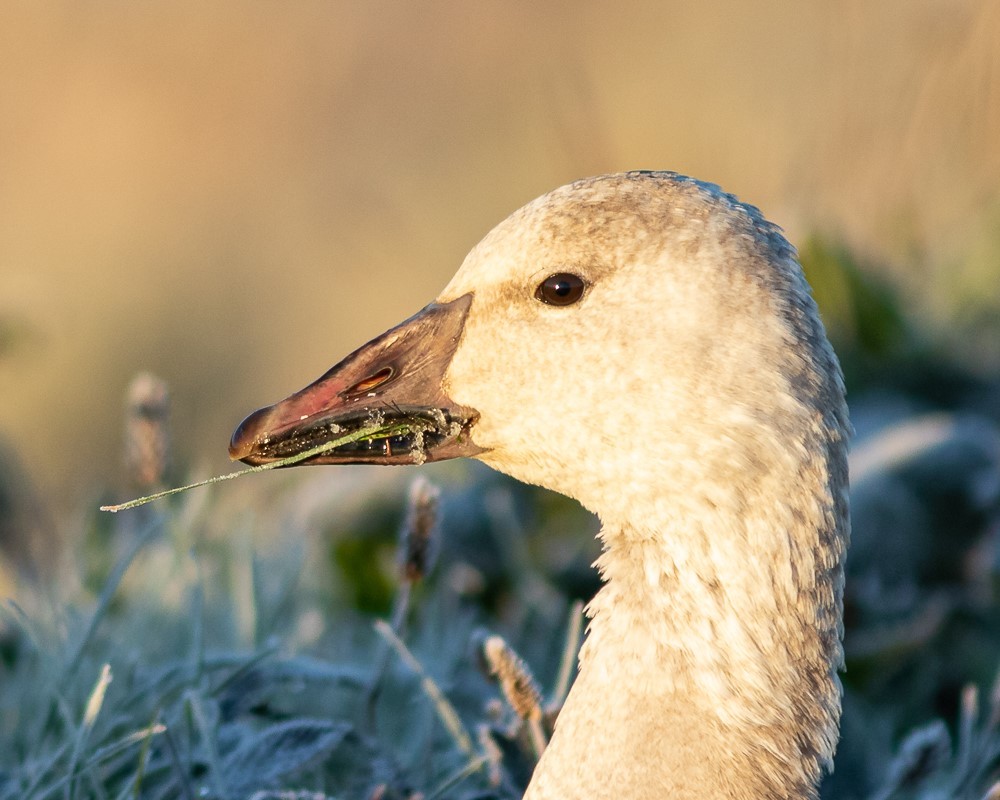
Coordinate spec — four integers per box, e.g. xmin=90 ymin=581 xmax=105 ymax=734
xmin=799 ymin=235 xmax=910 ymax=362
xmin=0 ymin=477 xmax=582 ymax=800
xmin=328 ymin=506 xmax=401 ymax=616
xmin=4 ymin=447 xmax=1000 ymax=799
xmin=3 ymin=237 xmax=1000 ymax=799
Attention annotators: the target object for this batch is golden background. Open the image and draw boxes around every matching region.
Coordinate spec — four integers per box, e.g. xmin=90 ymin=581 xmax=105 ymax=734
xmin=2 ymin=1 xmax=999 ymax=512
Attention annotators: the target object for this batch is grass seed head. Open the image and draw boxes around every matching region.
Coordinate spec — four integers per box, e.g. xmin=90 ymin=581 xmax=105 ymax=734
xmin=398 ymin=476 xmax=440 ymax=582
xmin=124 ymin=372 xmax=171 ymax=490
xmin=482 ymin=634 xmax=542 ymax=723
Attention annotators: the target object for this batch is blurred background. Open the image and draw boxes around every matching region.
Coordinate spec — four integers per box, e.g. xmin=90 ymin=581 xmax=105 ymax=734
xmin=2 ymin=3 xmax=1000 ymax=797
xmin=3 ymin=1 xmax=999 ymax=518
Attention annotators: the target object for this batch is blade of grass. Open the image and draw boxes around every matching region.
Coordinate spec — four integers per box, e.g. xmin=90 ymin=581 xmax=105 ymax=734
xmin=364 ymin=580 xmax=413 ymax=733
xmin=64 ymin=518 xmax=162 ymax=679
xmin=251 ymin=553 xmax=265 ymax=649
xmin=100 ymin=421 xmax=420 ymax=512
xmin=161 ymin=727 xmax=197 ymax=800
xmin=210 ymin=641 xmax=281 ymax=700
xmin=1 ymin=599 xmax=44 ymax=653
xmin=424 ymin=754 xmax=488 ymax=800
xmin=23 ymin=722 xmax=165 ymax=800
xmin=550 ymin=600 xmax=584 ymax=709
xmin=19 ymin=741 xmax=72 ymax=800
xmin=111 ymin=717 xmax=164 ymax=800
xmin=188 ymin=565 xmax=205 ymax=684
xmin=66 ymin=665 xmax=112 ymax=800
xmin=373 ymin=619 xmax=473 ymax=756
xmin=185 ymin=691 xmax=226 ymax=800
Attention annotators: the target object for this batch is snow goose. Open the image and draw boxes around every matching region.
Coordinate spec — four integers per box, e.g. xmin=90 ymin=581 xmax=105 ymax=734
xmin=230 ymin=171 xmax=851 ymax=799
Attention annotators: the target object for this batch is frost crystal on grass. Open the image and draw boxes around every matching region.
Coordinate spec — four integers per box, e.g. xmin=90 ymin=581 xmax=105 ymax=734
xmin=409 ymin=429 xmax=427 ymax=465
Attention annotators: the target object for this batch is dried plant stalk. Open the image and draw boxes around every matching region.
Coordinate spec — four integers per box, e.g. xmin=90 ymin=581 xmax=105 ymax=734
xmin=482 ymin=635 xmax=547 ymax=756
xmin=124 ymin=372 xmax=171 ymax=490
xmin=374 ymin=619 xmax=474 ymax=756
xmin=477 ymin=723 xmax=504 ymax=788
xmin=398 ymin=475 xmax=441 ymax=583
xmin=366 ymin=476 xmax=442 ymax=728
xmin=550 ymin=600 xmax=584 ymax=711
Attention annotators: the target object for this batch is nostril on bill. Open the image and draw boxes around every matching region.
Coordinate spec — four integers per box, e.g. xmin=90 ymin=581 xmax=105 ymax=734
xmin=346 ymin=367 xmax=393 ymax=395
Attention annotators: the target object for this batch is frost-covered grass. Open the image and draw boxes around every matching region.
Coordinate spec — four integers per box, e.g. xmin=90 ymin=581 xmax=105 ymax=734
xmin=4 ymin=450 xmax=1000 ymax=800
xmin=3 ymin=244 xmax=1000 ymax=799
xmin=0 ymin=465 xmax=591 ymax=800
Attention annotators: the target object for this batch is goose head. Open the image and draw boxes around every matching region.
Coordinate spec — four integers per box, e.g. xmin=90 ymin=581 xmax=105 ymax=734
xmin=230 ymin=171 xmax=850 ymax=799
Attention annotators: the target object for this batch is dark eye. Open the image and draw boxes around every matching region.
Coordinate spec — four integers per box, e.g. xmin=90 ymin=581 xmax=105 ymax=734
xmin=535 ymin=272 xmax=586 ymax=306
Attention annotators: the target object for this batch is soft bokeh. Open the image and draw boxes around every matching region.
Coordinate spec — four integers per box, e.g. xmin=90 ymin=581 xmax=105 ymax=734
xmin=2 ymin=0 xmax=999 ymax=516
xmin=3 ymin=6 xmax=1000 ymax=796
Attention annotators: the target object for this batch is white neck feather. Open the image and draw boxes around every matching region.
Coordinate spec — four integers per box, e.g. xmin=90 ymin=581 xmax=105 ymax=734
xmin=433 ymin=172 xmax=852 ymax=798
xmin=526 ymin=410 xmax=848 ymax=800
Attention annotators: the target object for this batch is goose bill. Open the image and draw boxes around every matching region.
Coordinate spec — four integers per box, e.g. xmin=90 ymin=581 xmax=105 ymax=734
xmin=228 ymin=293 xmax=482 ymax=466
